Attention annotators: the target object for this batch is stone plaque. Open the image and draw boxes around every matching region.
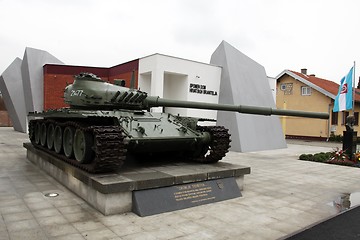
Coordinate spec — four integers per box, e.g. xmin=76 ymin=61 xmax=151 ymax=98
xmin=132 ymin=177 xmax=241 ymax=217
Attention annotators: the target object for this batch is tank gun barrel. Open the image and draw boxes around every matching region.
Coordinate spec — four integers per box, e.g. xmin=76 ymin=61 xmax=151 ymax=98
xmin=145 ymin=96 xmax=329 ymax=119
xmin=63 ymin=72 xmax=328 ymax=119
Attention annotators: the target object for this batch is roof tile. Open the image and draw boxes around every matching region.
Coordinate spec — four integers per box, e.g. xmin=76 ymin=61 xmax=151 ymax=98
xmin=289 ymin=70 xmax=360 ymax=102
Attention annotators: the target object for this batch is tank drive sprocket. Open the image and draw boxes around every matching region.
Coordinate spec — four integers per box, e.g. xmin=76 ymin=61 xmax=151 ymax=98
xmin=29 ymin=119 xmax=127 ymax=173
xmin=194 ymin=126 xmax=231 ymax=163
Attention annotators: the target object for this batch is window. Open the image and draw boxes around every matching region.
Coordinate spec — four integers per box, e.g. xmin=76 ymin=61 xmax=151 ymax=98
xmin=342 ymin=111 xmax=350 ymax=125
xmin=331 ymin=111 xmax=338 ymax=125
xmin=280 ymin=84 xmax=286 ymax=91
xmin=301 ymin=86 xmax=311 ymax=96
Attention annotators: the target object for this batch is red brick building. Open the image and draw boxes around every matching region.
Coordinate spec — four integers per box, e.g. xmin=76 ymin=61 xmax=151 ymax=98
xmin=43 ymin=59 xmax=139 ymax=110
xmin=0 ymin=95 xmax=12 ymax=127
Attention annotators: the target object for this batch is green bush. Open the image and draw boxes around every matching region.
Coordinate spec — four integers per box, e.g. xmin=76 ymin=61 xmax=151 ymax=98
xmin=299 ymin=154 xmax=313 ymax=161
xmin=329 ymin=133 xmax=343 ymax=142
xmin=299 ymin=152 xmax=332 ymax=162
xmin=324 ymin=152 xmax=332 ymax=159
xmin=313 ymin=153 xmax=328 ymax=162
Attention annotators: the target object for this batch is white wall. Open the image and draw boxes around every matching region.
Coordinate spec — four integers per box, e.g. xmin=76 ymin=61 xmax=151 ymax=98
xmin=163 ymin=72 xmax=188 ymax=116
xmin=138 ymin=54 xmax=221 ymax=121
xmin=138 ymin=72 xmax=151 ymax=93
xmin=268 ymin=76 xmax=276 ymax=102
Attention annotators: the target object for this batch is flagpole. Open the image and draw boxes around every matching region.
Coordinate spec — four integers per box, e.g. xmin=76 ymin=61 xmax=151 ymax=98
xmin=353 ymin=61 xmax=356 ymax=114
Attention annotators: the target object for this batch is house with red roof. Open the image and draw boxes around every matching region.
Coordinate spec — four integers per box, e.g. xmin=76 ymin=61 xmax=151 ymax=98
xmin=276 ymin=68 xmax=360 ymax=140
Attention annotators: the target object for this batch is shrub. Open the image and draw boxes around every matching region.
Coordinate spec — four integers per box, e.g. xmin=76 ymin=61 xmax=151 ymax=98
xmin=299 ymin=154 xmax=313 ymax=161
xmin=299 ymin=149 xmax=359 ymax=167
xmin=299 ymin=152 xmax=332 ymax=162
xmin=313 ymin=153 xmax=328 ymax=162
xmin=329 ymin=133 xmax=343 ymax=142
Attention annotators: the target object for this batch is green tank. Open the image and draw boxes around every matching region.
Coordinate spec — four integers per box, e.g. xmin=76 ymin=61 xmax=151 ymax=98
xmin=28 ymin=72 xmax=329 ymax=173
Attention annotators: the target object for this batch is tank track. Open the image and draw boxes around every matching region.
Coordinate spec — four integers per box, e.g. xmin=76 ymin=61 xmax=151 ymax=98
xmin=29 ymin=119 xmax=127 ymax=173
xmin=194 ymin=126 xmax=231 ymax=163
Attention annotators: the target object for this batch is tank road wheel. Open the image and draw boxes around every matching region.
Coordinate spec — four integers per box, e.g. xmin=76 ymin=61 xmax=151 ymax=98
xmin=46 ymin=124 xmax=55 ymax=150
xmin=54 ymin=125 xmax=63 ymax=154
xmin=40 ymin=123 xmax=47 ymax=147
xmin=74 ymin=129 xmax=94 ymax=164
xmin=34 ymin=122 xmax=41 ymax=145
xmin=63 ymin=126 xmax=75 ymax=158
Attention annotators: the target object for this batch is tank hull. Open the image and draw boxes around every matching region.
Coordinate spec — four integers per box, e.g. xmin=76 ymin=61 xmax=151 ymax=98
xmin=29 ymin=109 xmax=211 ymax=151
xmin=29 ymin=108 xmax=229 ymax=173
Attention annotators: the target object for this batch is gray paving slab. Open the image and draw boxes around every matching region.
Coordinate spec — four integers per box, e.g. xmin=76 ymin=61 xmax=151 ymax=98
xmin=1 ymin=127 xmax=360 ymax=239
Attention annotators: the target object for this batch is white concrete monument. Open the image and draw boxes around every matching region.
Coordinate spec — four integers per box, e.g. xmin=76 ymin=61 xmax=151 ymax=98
xmin=0 ymin=58 xmax=27 ymax=132
xmin=21 ymin=47 xmax=63 ymax=114
xmin=211 ymin=41 xmax=286 ymax=152
xmin=0 ymin=48 xmax=63 ymax=132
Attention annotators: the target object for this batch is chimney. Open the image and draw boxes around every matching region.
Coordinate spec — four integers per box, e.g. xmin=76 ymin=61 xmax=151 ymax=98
xmin=301 ymin=68 xmax=307 ymax=75
xmin=309 ymin=74 xmax=315 ymax=77
xmin=357 ymin=76 xmax=360 ymax=89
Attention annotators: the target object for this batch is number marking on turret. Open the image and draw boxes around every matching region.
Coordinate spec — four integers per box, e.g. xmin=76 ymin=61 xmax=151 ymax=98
xmin=71 ymin=90 xmax=84 ymax=96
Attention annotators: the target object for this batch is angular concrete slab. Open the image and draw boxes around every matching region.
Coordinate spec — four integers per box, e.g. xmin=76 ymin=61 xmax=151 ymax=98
xmin=21 ymin=47 xmax=63 ymax=113
xmin=0 ymin=58 xmax=26 ymax=132
xmin=211 ymin=41 xmax=286 ymax=152
xmin=24 ymin=143 xmax=250 ymax=215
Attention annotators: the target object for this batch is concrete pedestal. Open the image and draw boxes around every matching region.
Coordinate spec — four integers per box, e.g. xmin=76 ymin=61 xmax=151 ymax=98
xmin=24 ymin=143 xmax=250 ymax=215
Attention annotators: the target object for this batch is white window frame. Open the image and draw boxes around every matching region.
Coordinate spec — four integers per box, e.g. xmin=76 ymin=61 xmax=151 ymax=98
xmin=301 ymin=86 xmax=311 ymax=96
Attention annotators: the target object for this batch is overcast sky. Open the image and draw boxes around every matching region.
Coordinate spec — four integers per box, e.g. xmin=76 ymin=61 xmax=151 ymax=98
xmin=1 ymin=0 xmax=359 ymax=83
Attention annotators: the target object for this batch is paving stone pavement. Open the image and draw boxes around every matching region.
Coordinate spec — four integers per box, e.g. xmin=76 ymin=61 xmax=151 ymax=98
xmin=0 ymin=127 xmax=359 ymax=240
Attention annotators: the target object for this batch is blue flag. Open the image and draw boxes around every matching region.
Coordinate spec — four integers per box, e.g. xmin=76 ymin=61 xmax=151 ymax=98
xmin=333 ymin=67 xmax=354 ymax=112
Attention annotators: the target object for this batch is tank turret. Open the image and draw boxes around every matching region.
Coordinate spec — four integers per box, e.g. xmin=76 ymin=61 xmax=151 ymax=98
xmin=64 ymin=73 xmax=148 ymax=110
xmin=28 ymin=72 xmax=329 ymax=173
